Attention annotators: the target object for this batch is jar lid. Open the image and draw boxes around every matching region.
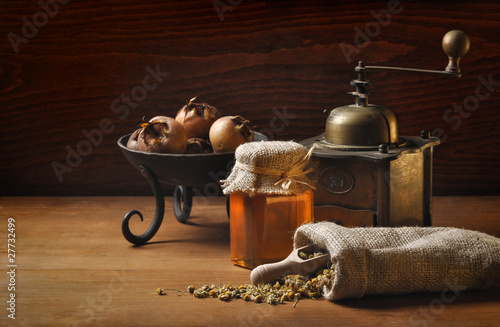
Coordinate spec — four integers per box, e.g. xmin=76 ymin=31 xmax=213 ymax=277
xmin=222 ymin=141 xmax=315 ymax=196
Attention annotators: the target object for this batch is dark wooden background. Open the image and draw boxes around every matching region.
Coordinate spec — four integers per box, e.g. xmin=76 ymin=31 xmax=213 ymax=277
xmin=1 ymin=0 xmax=499 ymax=196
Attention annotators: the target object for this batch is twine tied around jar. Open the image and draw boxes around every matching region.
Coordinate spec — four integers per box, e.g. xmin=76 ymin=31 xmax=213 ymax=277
xmin=232 ymin=144 xmax=316 ymax=191
xmin=222 ymin=141 xmax=316 ymax=196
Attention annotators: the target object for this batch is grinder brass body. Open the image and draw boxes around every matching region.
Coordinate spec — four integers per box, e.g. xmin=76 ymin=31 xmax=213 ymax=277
xmin=302 ymin=133 xmax=439 ymax=227
xmin=302 ymin=30 xmax=470 ymax=227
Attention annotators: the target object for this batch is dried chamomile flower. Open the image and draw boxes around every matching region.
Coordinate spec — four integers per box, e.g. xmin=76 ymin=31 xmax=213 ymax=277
xmin=168 ymin=262 xmax=336 ymax=307
xmin=156 ymin=288 xmax=167 ymax=296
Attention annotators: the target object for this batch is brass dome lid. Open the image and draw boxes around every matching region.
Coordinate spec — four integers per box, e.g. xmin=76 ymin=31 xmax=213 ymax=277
xmin=320 ymin=61 xmax=400 ymax=150
xmin=324 ymin=103 xmax=398 ymax=147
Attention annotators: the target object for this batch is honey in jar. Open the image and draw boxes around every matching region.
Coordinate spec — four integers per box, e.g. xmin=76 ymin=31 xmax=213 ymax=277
xmin=222 ymin=141 xmax=315 ymax=269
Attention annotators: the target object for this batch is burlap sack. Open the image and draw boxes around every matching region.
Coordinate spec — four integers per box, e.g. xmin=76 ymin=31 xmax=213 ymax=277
xmin=294 ymin=222 xmax=500 ymax=301
xmin=222 ymin=141 xmax=315 ymax=196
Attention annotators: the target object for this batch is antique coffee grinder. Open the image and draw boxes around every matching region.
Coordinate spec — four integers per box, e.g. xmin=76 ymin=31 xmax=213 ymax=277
xmin=301 ymin=30 xmax=470 ymax=227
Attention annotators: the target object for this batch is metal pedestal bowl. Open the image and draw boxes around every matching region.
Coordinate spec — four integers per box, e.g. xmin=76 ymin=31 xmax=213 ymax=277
xmin=117 ymin=133 xmax=235 ymax=245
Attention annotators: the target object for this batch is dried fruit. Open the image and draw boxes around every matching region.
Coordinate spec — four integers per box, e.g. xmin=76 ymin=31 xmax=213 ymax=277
xmin=137 ymin=116 xmax=188 ymax=154
xmin=126 ymin=128 xmax=141 ymax=151
xmin=209 ymin=115 xmax=254 ymax=153
xmin=184 ymin=138 xmax=213 ymax=154
xmin=175 ymin=97 xmax=221 ymax=139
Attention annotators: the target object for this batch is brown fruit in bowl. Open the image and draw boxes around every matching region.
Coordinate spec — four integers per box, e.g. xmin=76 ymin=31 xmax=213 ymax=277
xmin=209 ymin=115 xmax=254 ymax=153
xmin=184 ymin=138 xmax=213 ymax=154
xmin=137 ymin=116 xmax=188 ymax=154
xmin=126 ymin=128 xmax=141 ymax=151
xmin=175 ymin=97 xmax=221 ymax=139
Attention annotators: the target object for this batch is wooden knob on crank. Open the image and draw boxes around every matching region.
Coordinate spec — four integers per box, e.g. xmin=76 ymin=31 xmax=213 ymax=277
xmin=442 ymin=30 xmax=470 ymax=74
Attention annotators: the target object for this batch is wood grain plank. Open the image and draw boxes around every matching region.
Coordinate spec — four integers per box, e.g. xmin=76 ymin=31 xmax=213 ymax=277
xmin=0 ymin=1 xmax=499 ymax=195
xmin=0 ymin=196 xmax=498 ymax=326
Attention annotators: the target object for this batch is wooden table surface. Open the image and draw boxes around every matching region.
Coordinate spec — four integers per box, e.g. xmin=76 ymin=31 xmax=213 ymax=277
xmin=1 ymin=196 xmax=499 ymax=327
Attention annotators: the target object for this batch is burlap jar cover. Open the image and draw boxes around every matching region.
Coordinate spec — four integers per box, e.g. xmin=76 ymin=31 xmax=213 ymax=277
xmin=222 ymin=141 xmax=315 ymax=196
xmin=294 ymin=222 xmax=500 ymax=301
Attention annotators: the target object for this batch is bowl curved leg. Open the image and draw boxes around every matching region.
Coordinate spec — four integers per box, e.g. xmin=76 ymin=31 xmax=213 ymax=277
xmin=122 ymin=165 xmax=165 ymax=245
xmin=173 ymin=186 xmax=192 ymax=224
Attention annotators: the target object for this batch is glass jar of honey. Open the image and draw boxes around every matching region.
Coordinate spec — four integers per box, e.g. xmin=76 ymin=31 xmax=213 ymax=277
xmin=222 ymin=141 xmax=315 ymax=269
